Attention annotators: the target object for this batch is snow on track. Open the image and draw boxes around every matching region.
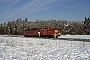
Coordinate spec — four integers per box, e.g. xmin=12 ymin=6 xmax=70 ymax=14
xmin=59 ymin=35 xmax=90 ymax=39
xmin=0 ymin=35 xmax=90 ymax=60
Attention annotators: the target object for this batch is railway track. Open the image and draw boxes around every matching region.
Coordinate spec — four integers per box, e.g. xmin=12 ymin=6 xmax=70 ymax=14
xmin=33 ymin=36 xmax=90 ymax=42
xmin=3 ymin=35 xmax=90 ymax=42
xmin=53 ymin=38 xmax=90 ymax=42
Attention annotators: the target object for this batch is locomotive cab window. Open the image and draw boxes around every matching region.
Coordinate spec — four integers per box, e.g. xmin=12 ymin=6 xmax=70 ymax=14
xmin=38 ymin=30 xmax=40 ymax=32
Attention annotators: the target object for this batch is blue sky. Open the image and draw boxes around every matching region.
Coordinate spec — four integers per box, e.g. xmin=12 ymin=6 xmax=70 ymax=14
xmin=0 ymin=0 xmax=90 ymax=23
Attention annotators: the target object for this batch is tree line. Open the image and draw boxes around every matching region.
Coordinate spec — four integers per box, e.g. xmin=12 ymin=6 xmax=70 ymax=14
xmin=0 ymin=17 xmax=90 ymax=35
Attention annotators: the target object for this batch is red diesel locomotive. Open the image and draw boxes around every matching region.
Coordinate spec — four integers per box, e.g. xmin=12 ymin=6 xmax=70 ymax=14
xmin=23 ymin=28 xmax=61 ymax=38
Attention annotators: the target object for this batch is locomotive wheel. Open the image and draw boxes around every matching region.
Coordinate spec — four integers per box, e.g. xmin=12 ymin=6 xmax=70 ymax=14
xmin=56 ymin=36 xmax=58 ymax=38
xmin=53 ymin=34 xmax=58 ymax=38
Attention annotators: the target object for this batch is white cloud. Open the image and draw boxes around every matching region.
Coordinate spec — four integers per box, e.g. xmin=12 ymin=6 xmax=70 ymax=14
xmin=59 ymin=0 xmax=73 ymax=6
xmin=0 ymin=0 xmax=12 ymax=2
xmin=0 ymin=0 xmax=21 ymax=11
xmin=67 ymin=4 xmax=88 ymax=8
xmin=0 ymin=0 xmax=21 ymax=16
xmin=0 ymin=0 xmax=21 ymax=5
xmin=4 ymin=0 xmax=56 ymax=20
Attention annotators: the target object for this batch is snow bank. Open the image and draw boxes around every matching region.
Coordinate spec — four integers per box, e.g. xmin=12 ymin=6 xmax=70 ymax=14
xmin=59 ymin=35 xmax=90 ymax=39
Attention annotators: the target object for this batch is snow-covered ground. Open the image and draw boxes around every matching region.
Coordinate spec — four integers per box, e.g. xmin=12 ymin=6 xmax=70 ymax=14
xmin=59 ymin=35 xmax=90 ymax=39
xmin=0 ymin=35 xmax=90 ymax=60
